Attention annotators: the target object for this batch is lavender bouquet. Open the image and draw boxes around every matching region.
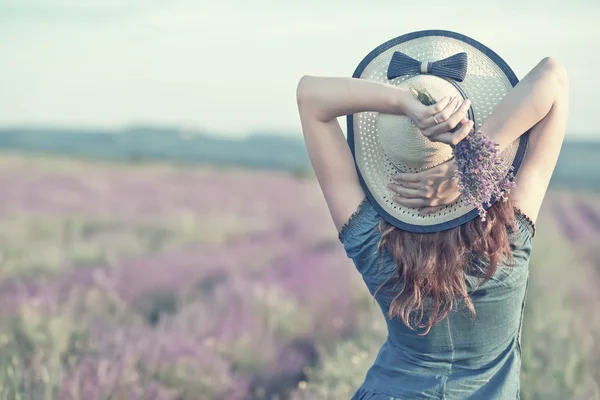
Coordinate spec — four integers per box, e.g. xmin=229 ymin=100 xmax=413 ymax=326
xmin=412 ymin=87 xmax=516 ymax=221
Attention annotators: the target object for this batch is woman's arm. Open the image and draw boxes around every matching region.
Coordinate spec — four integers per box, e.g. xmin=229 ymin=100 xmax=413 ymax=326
xmin=477 ymin=57 xmax=569 ymax=222
xmin=296 ymin=76 xmax=412 ymax=231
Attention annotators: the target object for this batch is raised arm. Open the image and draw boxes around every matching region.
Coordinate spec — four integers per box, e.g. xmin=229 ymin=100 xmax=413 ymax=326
xmin=478 ymin=57 xmax=569 ymax=222
xmin=296 ymin=76 xmax=409 ymax=231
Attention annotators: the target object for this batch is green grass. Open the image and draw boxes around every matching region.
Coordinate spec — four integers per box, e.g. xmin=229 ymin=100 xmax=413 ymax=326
xmin=0 ymin=213 xmax=248 ymax=282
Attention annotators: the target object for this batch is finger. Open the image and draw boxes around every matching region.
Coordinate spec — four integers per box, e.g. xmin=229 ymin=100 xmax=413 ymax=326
xmin=429 ymin=96 xmax=452 ymax=114
xmin=427 ymin=192 xmax=461 ymax=209
xmin=418 ymin=195 xmax=460 ymax=216
xmin=423 ymin=97 xmax=458 ymax=129
xmin=419 ymin=96 xmax=453 ymax=131
xmin=445 ymin=192 xmax=461 ymax=204
xmin=434 ymin=120 xmax=474 ymax=146
xmin=436 ymin=176 xmax=461 ymax=197
xmin=451 ymin=96 xmax=462 ymax=113
xmin=451 ymin=120 xmax=475 ymax=145
xmin=432 ymin=96 xmax=461 ymax=124
xmin=428 ymin=99 xmax=471 ymax=137
xmin=392 ymin=171 xmax=426 ymax=183
xmin=387 ymin=183 xmax=424 ymax=198
xmin=449 ymin=115 xmax=469 ymax=133
xmin=443 ymin=99 xmax=471 ymax=131
xmin=391 ymin=179 xmax=422 ymax=190
xmin=392 ymin=196 xmax=428 ymax=208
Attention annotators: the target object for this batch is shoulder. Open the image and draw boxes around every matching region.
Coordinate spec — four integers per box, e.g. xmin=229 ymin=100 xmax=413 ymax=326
xmin=338 ymin=196 xmax=397 ymax=298
xmin=338 ymin=196 xmax=383 ymax=259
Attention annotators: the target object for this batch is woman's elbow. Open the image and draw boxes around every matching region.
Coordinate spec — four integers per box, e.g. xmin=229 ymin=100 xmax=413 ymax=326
xmin=296 ymin=75 xmax=317 ymax=108
xmin=539 ymin=57 xmax=569 ymax=89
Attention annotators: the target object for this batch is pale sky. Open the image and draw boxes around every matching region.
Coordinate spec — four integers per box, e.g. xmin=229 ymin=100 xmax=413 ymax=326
xmin=1 ymin=0 xmax=599 ymax=140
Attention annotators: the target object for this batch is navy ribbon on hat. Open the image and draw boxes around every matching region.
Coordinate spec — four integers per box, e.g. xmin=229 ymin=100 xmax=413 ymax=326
xmin=387 ymin=52 xmax=468 ymax=82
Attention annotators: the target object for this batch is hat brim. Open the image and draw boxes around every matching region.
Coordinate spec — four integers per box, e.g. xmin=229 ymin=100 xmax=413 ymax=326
xmin=347 ymin=30 xmax=529 ymax=233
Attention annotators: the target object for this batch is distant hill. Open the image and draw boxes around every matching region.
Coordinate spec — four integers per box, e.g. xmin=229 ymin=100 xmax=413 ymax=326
xmin=0 ymin=127 xmax=597 ymax=190
xmin=549 ymin=140 xmax=600 ymax=190
xmin=0 ymin=127 xmax=311 ymax=172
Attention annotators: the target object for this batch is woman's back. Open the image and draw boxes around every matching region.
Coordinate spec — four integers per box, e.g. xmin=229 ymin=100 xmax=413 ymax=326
xmin=297 ymin=30 xmax=568 ymax=399
xmin=340 ymin=197 xmax=534 ymax=399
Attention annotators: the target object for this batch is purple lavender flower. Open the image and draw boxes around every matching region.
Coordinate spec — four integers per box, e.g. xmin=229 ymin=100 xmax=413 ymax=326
xmin=451 ymin=130 xmax=516 ymax=221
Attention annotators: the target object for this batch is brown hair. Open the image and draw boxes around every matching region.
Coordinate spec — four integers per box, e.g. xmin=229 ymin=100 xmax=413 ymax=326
xmin=374 ymin=199 xmax=517 ymax=335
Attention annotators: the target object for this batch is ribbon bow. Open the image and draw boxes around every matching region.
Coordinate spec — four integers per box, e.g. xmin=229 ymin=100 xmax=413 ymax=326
xmin=387 ymin=52 xmax=468 ymax=82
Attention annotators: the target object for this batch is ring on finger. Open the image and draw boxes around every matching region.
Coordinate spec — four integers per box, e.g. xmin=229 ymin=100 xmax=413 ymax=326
xmin=433 ymin=115 xmax=440 ymax=124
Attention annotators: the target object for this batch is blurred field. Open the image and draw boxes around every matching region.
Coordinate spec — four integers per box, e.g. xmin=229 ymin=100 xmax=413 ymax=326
xmin=0 ymin=152 xmax=599 ymax=400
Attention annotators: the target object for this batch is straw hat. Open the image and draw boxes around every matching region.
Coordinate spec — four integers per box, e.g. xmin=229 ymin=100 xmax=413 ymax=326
xmin=347 ymin=30 xmax=529 ymax=233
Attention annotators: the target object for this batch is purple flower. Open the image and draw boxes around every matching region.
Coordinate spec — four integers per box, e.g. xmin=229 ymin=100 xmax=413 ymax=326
xmin=452 ymin=130 xmax=516 ymax=221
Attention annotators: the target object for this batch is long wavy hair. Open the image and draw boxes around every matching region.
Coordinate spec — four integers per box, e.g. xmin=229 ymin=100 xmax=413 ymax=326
xmin=374 ymin=198 xmax=517 ymax=335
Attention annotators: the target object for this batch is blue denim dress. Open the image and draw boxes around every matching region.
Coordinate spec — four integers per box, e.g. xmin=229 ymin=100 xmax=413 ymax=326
xmin=339 ymin=197 xmax=534 ymax=400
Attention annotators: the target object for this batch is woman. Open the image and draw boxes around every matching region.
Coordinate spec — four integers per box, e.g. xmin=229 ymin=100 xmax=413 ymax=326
xmin=296 ymin=31 xmax=568 ymax=399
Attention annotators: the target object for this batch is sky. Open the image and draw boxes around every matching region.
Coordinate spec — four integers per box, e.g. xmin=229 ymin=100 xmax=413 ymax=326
xmin=0 ymin=0 xmax=599 ymax=140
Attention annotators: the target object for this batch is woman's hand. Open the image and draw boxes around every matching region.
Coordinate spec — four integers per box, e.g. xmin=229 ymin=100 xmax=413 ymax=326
xmin=387 ymin=158 xmax=461 ymax=215
xmin=403 ymin=91 xmax=474 ymax=146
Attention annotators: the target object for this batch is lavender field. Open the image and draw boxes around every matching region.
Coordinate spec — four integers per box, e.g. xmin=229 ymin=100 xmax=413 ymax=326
xmin=0 ymin=152 xmax=599 ymax=400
